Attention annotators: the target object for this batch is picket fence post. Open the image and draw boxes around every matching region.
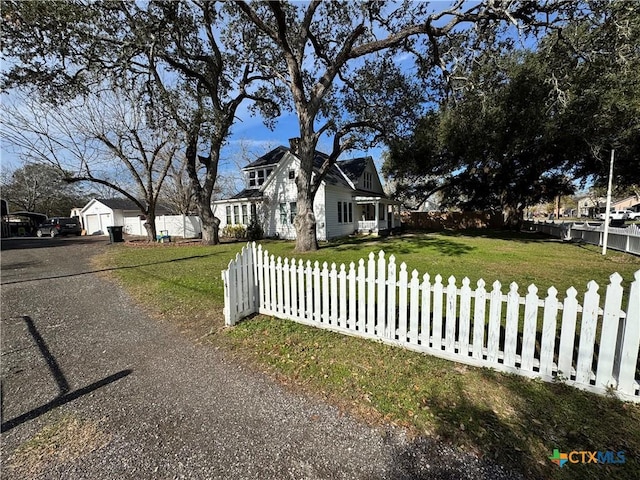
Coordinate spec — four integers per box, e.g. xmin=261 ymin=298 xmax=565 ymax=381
xmin=617 ymin=271 xmax=640 ymax=395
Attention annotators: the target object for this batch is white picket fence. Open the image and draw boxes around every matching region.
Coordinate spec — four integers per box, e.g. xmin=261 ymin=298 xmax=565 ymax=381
xmin=222 ymin=242 xmax=640 ymax=402
xmin=524 ymin=221 xmax=640 ymax=255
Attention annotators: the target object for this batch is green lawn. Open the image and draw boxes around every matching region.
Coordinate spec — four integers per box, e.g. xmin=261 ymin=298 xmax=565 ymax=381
xmin=97 ymin=230 xmax=640 ymax=480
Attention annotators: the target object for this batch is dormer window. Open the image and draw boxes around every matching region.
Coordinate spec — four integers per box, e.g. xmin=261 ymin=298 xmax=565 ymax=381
xmin=288 ymin=170 xmax=295 ymax=180
xmin=248 ymin=168 xmax=269 ymax=188
xmin=363 ymin=172 xmax=372 ymax=190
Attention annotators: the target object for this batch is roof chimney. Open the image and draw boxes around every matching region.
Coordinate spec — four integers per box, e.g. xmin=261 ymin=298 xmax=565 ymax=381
xmin=289 ymin=137 xmax=300 ymax=156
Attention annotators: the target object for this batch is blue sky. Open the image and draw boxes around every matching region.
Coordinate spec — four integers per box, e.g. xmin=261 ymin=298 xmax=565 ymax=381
xmin=219 ymin=107 xmax=387 ymax=179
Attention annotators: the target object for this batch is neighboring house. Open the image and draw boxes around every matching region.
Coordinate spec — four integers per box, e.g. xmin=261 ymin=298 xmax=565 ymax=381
xmin=576 ymin=195 xmax=606 ymax=218
xmin=213 ymin=143 xmax=400 ymax=241
xmin=383 ymin=178 xmax=442 ymax=212
xmin=80 ymin=198 xmax=171 ymax=236
xmin=613 ymin=195 xmax=640 ymax=212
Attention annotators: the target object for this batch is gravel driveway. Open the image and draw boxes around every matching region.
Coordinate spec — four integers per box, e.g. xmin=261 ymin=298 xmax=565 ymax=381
xmin=1 ymin=236 xmax=522 ymax=479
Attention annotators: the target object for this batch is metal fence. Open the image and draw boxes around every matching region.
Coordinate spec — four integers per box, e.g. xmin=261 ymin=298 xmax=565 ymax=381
xmin=523 ymin=221 xmax=640 ymax=256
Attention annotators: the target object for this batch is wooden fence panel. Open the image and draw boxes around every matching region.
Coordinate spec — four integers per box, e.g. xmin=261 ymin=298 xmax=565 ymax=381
xmin=618 ymin=271 xmax=640 ymax=395
xmin=445 ymin=276 xmax=457 ymax=354
xmin=409 ymin=270 xmax=420 ymax=345
xmin=472 ymin=280 xmax=487 ymax=361
xmin=504 ymin=283 xmax=520 ymax=368
xmin=222 ymin=243 xmax=640 ymax=402
xmin=432 ymin=275 xmax=444 ymax=350
xmin=377 ymin=252 xmax=387 ymax=338
xmin=521 ymin=285 xmax=539 ymax=372
xmin=458 ymin=278 xmax=472 ymax=356
xmin=575 ymin=281 xmax=600 ymax=385
xmin=387 ymin=256 xmax=397 ymax=340
xmin=488 ymin=281 xmax=502 ymax=364
xmin=596 ymin=273 xmax=624 ymax=389
xmin=398 ymin=263 xmax=408 ymax=343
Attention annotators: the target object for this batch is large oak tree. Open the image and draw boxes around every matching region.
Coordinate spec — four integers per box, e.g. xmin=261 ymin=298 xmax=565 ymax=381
xmin=2 ymin=0 xmax=278 ymax=244
xmin=235 ymin=0 xmax=565 ymax=251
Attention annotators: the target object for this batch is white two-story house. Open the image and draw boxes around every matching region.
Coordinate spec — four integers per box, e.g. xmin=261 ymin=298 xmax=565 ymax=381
xmin=213 ymin=142 xmax=400 ymax=241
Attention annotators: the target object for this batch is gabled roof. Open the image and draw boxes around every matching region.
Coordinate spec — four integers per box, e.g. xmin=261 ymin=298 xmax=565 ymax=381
xmin=244 ymin=146 xmax=352 ymax=190
xmin=336 ymin=157 xmax=369 ymax=184
xmin=96 ymin=198 xmax=140 ymax=210
xmin=244 ymin=146 xmax=290 ymax=169
xmin=230 ymin=189 xmax=263 ymax=200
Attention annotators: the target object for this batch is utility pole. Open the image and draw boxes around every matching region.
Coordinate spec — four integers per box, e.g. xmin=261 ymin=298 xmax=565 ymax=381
xmin=602 ymin=149 xmax=615 ymax=255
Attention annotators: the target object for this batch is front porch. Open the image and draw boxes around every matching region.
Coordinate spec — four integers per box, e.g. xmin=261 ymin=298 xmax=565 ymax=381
xmin=355 ymin=196 xmax=401 ymax=235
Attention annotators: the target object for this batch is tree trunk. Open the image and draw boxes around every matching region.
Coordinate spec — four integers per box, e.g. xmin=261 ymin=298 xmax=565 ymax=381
xmin=199 ymin=203 xmax=220 ymax=245
xmin=502 ymin=204 xmax=524 ymax=230
xmin=143 ymin=212 xmax=157 ymax=242
xmin=293 ymin=135 xmax=319 ymax=252
xmin=294 ymin=198 xmax=318 ymax=252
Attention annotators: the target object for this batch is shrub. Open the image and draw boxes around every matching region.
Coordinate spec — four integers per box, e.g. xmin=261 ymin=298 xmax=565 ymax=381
xmin=246 ymin=217 xmax=263 ymax=241
xmin=222 ymin=224 xmax=247 ymax=239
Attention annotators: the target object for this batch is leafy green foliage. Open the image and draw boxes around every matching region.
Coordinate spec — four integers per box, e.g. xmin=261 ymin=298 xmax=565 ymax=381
xmin=384 ymin=3 xmax=640 ymax=221
xmin=222 ymin=225 xmax=247 ymax=239
xmin=246 ymin=217 xmax=264 ymax=241
xmin=386 ymin=52 xmax=576 ymax=227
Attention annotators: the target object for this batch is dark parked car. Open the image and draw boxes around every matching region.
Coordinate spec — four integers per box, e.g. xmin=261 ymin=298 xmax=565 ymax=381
xmin=36 ymin=217 xmax=82 ymax=237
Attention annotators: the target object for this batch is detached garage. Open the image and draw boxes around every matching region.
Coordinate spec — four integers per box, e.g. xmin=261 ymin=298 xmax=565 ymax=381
xmin=81 ymin=198 xmax=146 ymax=236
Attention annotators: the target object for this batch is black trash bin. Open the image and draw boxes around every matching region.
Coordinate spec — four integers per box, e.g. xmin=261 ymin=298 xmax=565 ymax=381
xmin=107 ymin=226 xmax=124 ymax=243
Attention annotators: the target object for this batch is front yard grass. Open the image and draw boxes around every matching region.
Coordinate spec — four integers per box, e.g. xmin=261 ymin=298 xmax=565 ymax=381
xmin=97 ymin=230 xmax=640 ymax=480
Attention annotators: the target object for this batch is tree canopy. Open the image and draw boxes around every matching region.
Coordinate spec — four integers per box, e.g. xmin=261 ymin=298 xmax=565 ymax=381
xmin=1 ymin=163 xmax=88 ymax=217
xmin=384 ymin=1 xmax=640 ymax=225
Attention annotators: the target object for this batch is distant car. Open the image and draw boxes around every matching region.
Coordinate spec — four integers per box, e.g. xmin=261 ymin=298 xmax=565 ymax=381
xmin=628 ymin=211 xmax=640 ymax=220
xmin=36 ymin=217 xmax=82 ymax=237
xmin=597 ymin=210 xmax=629 ymax=221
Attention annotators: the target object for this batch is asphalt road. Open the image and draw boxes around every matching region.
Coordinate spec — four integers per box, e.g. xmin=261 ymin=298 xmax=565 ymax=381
xmin=1 ymin=236 xmax=522 ymax=479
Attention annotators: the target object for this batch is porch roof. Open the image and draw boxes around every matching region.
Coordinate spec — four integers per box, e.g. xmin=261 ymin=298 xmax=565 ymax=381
xmin=353 ymin=194 xmax=400 ymax=205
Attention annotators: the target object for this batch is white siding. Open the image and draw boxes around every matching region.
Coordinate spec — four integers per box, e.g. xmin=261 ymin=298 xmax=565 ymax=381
xmin=322 ymin=185 xmax=356 ymax=239
xmin=314 ymin=185 xmax=327 ymax=241
xmin=262 ymin=159 xmax=299 ymax=239
xmin=82 ymin=201 xmax=114 ymax=235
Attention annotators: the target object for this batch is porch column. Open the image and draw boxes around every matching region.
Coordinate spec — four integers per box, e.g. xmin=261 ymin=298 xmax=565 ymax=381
xmin=374 ymin=200 xmax=379 ymax=232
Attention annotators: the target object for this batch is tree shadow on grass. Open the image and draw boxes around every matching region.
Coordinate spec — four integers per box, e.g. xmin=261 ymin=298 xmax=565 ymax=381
xmin=326 ymin=234 xmax=477 ymax=257
xmin=387 ymin=365 xmax=640 ymax=480
xmin=436 ymin=229 xmax=563 ymax=244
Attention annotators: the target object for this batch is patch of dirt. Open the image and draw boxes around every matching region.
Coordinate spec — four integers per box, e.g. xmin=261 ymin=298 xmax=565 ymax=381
xmin=8 ymin=416 xmax=110 ymax=478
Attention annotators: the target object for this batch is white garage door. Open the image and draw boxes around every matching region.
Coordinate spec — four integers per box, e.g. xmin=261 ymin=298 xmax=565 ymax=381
xmin=99 ymin=213 xmax=111 ymax=235
xmin=85 ymin=214 xmax=101 ymax=235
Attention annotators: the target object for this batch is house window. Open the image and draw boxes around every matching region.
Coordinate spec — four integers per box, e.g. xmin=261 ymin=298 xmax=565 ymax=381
xmin=233 ymin=205 xmax=239 ymax=224
xmin=250 ymin=203 xmax=257 ymax=221
xmin=363 ymin=172 xmax=372 ymax=190
xmin=343 ymin=202 xmax=348 ymax=224
xmin=338 ymin=201 xmax=343 ymax=223
xmin=249 ymin=171 xmax=256 ymax=187
xmin=288 ymin=170 xmax=295 ymax=180
xmin=266 ymin=168 xmax=273 ymax=177
xmin=289 ymin=202 xmax=297 ymax=224
xmin=379 ymin=203 xmax=385 ymax=220
xmin=242 ymin=204 xmax=248 ymax=225
xmin=257 ymin=170 xmax=265 ymax=185
xmin=279 ymin=203 xmax=288 ymax=224
xmin=348 ymin=203 xmax=353 ymax=223
xmin=226 ymin=206 xmax=232 ymax=225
